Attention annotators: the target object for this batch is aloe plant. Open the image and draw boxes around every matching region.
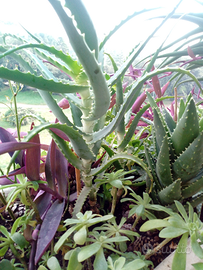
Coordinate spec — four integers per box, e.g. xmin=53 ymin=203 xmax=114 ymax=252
xmin=1 ymin=1 xmax=203 ymax=266
xmin=145 ymin=93 xmax=203 ymax=207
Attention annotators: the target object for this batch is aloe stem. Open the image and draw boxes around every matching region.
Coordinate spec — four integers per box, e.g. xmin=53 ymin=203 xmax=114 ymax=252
xmin=144 ymin=237 xmax=173 ymax=260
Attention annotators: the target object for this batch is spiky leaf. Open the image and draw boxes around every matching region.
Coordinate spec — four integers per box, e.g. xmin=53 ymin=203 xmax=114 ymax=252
xmin=156 ymin=136 xmax=173 ymax=186
xmin=158 ymin=179 xmax=182 ymax=205
xmin=173 ymin=131 xmax=203 ymax=182
xmin=171 ymin=99 xmax=199 ymax=155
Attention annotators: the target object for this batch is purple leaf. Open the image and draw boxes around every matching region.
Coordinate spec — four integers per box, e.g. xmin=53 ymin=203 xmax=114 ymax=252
xmin=45 ymin=139 xmax=56 ymax=190
xmin=35 ymin=198 xmax=65 ymax=264
xmin=34 ymin=191 xmax=52 ymax=218
xmin=55 ymin=148 xmax=68 ymax=198
xmin=25 ymin=135 xmax=40 ymax=181
xmin=0 ymin=127 xmax=26 ymax=166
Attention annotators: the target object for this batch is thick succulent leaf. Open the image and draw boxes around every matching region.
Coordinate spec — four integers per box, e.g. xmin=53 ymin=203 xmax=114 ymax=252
xmin=25 ymin=122 xmax=94 ymax=161
xmin=173 ymin=131 xmax=203 ymax=182
xmin=153 ymin=107 xmax=169 ymax=154
xmin=158 ymin=179 xmax=182 ymax=205
xmin=0 ymin=127 xmax=24 ymax=166
xmin=0 ymin=42 xmax=81 ymax=75
xmin=91 ymin=67 xmax=201 ymax=144
xmin=0 ymin=67 xmax=87 ymax=94
xmin=35 ymin=198 xmax=65 ymax=264
xmin=178 ymin=98 xmax=186 ymax=121
xmin=182 ymin=176 xmax=203 ymax=199
xmin=156 ymin=136 xmax=173 ymax=186
xmin=48 ymin=0 xmax=110 ymax=121
xmin=144 ymin=144 xmax=162 ymax=191
xmin=162 ymin=107 xmax=176 ymax=134
xmin=118 ymin=104 xmax=149 ymax=152
xmin=25 ymin=134 xmax=40 ymax=181
xmin=171 ymin=98 xmax=199 ymax=155
xmin=65 ymin=0 xmax=98 ymax=59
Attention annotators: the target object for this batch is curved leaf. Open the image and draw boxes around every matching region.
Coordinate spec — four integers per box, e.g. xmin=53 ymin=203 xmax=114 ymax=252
xmin=35 ymin=198 xmax=65 ymax=264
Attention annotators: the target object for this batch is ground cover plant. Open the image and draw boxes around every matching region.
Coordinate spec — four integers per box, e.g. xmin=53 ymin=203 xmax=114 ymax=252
xmin=1 ymin=0 xmax=203 ymax=269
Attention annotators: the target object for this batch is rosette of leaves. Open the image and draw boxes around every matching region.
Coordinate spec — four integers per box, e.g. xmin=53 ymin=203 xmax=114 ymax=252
xmin=145 ymin=93 xmax=203 ymax=207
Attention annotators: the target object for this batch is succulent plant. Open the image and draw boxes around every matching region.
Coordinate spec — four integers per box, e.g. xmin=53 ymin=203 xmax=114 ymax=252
xmin=145 ymin=93 xmax=203 ymax=207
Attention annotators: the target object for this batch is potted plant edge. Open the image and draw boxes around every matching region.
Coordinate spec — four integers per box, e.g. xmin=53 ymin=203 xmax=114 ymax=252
xmin=0 ymin=0 xmax=203 ymax=269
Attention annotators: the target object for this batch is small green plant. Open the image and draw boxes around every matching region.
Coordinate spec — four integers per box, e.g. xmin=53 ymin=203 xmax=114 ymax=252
xmin=121 ymin=192 xmax=156 ymax=229
xmin=95 ymin=169 xmax=135 ymax=214
xmin=0 ymin=217 xmax=29 ymax=268
xmin=93 ymin=217 xmax=139 ymax=252
xmin=54 ymin=211 xmax=113 ymax=251
xmin=107 ymin=255 xmax=150 ymax=270
xmin=140 ymin=201 xmax=203 ymax=270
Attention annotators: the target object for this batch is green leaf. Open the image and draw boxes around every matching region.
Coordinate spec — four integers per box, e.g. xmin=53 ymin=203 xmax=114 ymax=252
xmin=192 ymin=263 xmax=203 ymax=270
xmin=11 ymin=232 xmax=28 ymax=249
xmin=94 ymin=247 xmax=108 ymax=270
xmin=0 ymin=259 xmax=15 ymax=270
xmin=172 ymin=232 xmax=188 ymax=270
xmin=123 ymin=259 xmax=146 ymax=270
xmin=78 ymin=242 xmax=102 ymax=262
xmin=0 ymin=246 xmax=9 ymax=257
xmin=174 ymin=201 xmax=189 ymax=223
xmin=159 ymin=227 xmax=188 ymax=238
xmin=66 ymin=248 xmax=83 ymax=270
xmin=140 ymin=219 xmax=170 ymax=232
xmin=47 ymin=257 xmax=62 ymax=270
xmin=191 ymin=232 xmax=203 ymax=259
xmin=74 ymin=226 xmax=87 ymax=245
xmin=0 ymin=225 xmax=10 ymax=238
xmin=54 ymin=226 xmax=77 ymax=253
xmin=0 ymin=67 xmax=87 ymax=94
xmin=65 ymin=0 xmax=98 ymax=59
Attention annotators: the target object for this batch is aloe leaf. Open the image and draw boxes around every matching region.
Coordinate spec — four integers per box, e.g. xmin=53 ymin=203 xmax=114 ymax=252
xmin=35 ymin=198 xmax=65 ymax=264
xmin=158 ymin=179 xmax=182 ymax=205
xmin=182 ymin=176 xmax=203 ymax=199
xmin=72 ymin=186 xmax=95 ymax=218
xmin=173 ymin=131 xmax=203 ymax=182
xmin=144 ymin=144 xmax=162 ymax=192
xmin=178 ymin=98 xmax=186 ymax=121
xmin=171 ymin=99 xmax=199 ymax=155
xmin=153 ymin=108 xmax=170 ymax=154
xmin=90 ymin=153 xmax=152 ymax=180
xmin=0 ymin=42 xmax=81 ymax=74
xmin=25 ymin=134 xmax=40 ymax=181
xmin=162 ymin=107 xmax=176 ymax=134
xmin=65 ymin=0 xmax=98 ymax=59
xmin=156 ymin=136 xmax=173 ymax=186
xmin=48 ymin=0 xmax=110 ymax=121
xmin=118 ymin=104 xmax=150 ymax=152
xmin=163 ymin=13 xmax=203 ymax=27
xmin=0 ymin=67 xmax=87 ymax=94
xmin=69 ymin=101 xmax=82 ymax=127
xmin=25 ymin=122 xmax=94 ymax=160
